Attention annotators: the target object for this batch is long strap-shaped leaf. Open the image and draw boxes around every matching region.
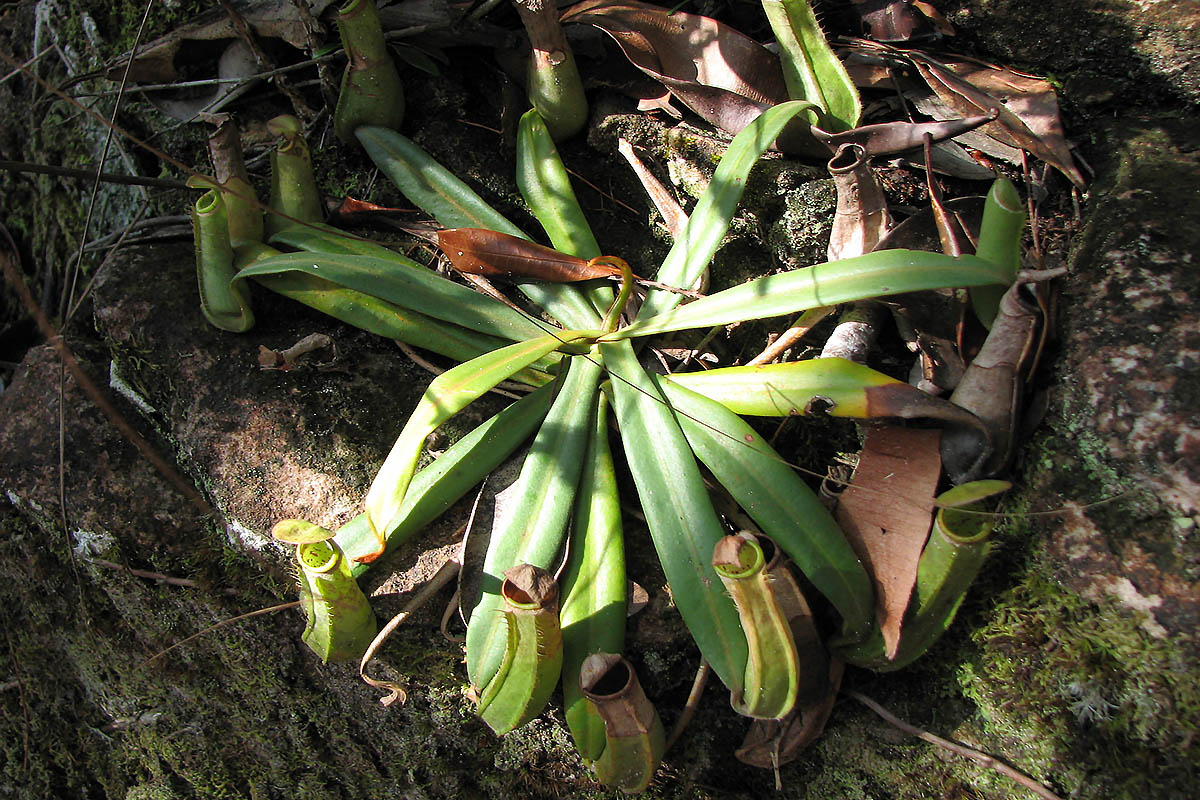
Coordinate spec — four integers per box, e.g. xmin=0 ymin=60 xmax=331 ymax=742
xmin=355 ymin=125 xmax=602 ymax=331
xmin=615 ymin=250 xmax=1010 ymax=339
xmin=466 ymin=354 xmax=604 ymax=688
xmin=363 ymin=332 xmax=594 ymax=562
xmin=237 ymin=251 xmax=548 ymax=343
xmin=237 ymin=242 xmax=550 ymax=380
xmin=661 ymin=358 xmax=985 ymax=432
xmin=600 ymin=339 xmax=748 ymax=692
xmin=761 ymin=0 xmax=861 ymax=131
xmin=516 ymin=109 xmax=613 ymax=318
xmin=251 ymin=271 xmax=517 ymax=367
xmin=638 ymin=100 xmax=818 ymax=320
xmin=559 ymin=391 xmax=626 ymax=759
xmin=655 ymin=376 xmax=874 ymax=643
xmin=335 ymin=384 xmax=556 ymax=573
xmin=837 ymin=480 xmax=1005 ymax=670
xmin=270 ymin=222 xmax=424 ymax=259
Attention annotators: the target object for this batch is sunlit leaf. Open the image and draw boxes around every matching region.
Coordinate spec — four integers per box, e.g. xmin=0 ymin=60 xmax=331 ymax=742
xmin=437 ymin=228 xmax=628 ymax=283
xmin=562 ymin=0 xmax=788 ymax=137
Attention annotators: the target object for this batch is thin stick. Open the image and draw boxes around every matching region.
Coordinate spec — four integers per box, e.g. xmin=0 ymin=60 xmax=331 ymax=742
xmin=66 ymin=200 xmax=153 ymax=326
xmin=76 ymin=53 xmax=342 ymax=96
xmin=0 ymin=46 xmax=52 ymax=86
xmin=360 ymin=555 xmax=463 ymax=706
xmin=395 ymin=341 xmax=527 ymax=399
xmin=0 ymin=160 xmax=187 ymax=189
xmin=665 ymin=658 xmax=711 ymax=753
xmin=566 ymin=165 xmax=643 ymax=220
xmin=141 ymin=601 xmax=301 ymax=666
xmin=0 ymin=250 xmax=217 ymax=520
xmin=746 ymin=306 xmax=835 ymax=366
xmin=61 ymin=0 xmax=154 ymax=322
xmin=88 ymin=557 xmax=238 ymax=594
xmin=847 ymin=690 xmax=1065 ymax=800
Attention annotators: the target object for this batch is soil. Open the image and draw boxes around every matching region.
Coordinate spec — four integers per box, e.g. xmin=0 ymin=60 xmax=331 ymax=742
xmin=1 ymin=1 xmax=1197 ymax=799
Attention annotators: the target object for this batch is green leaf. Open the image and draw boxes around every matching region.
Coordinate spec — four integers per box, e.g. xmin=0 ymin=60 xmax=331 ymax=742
xmin=762 ymin=0 xmax=861 ymax=131
xmin=236 ymin=251 xmax=548 ymax=343
xmin=250 ymin=270 xmax=518 ymax=367
xmin=600 ymin=339 xmax=748 ymax=692
xmin=656 ymin=377 xmax=874 ymax=643
xmin=560 ymin=391 xmax=626 ymax=759
xmin=516 ymin=108 xmax=613 ymax=318
xmin=466 ymin=355 xmax=604 ymax=688
xmin=638 ymin=100 xmax=818 ymax=320
xmin=615 ymin=250 xmax=1010 ymax=339
xmin=364 ymin=333 xmax=596 ymax=562
xmin=336 ymin=384 xmax=556 ymax=573
xmin=355 ymin=125 xmax=601 ymax=330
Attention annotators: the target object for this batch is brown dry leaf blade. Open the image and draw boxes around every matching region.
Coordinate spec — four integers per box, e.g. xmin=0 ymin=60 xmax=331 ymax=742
xmin=561 ymin=0 xmax=788 ymax=136
xmin=909 ymin=56 xmax=1085 ymax=187
xmin=850 ymin=0 xmax=926 ymax=43
xmin=436 ymin=228 xmax=626 ymax=283
xmin=941 ymin=280 xmax=1043 ymax=483
xmin=736 ymin=659 xmax=845 ymax=769
xmin=818 ymin=113 xmax=995 ymax=158
xmin=108 ymin=0 xmax=337 ymax=82
xmin=835 ymin=426 xmax=941 ymax=659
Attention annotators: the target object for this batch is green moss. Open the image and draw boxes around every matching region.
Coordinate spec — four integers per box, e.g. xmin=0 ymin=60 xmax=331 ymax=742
xmin=960 ymin=563 xmax=1199 ymax=799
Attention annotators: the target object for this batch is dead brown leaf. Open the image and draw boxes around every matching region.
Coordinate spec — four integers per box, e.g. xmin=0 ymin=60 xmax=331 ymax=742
xmin=942 ymin=279 xmax=1046 ymax=483
xmin=835 ymin=425 xmax=941 ymax=659
xmin=561 ymin=0 xmax=788 ymax=136
xmin=735 ymin=659 xmax=844 ymax=771
xmin=908 ymin=55 xmax=1085 ymax=187
xmin=108 ymin=0 xmax=336 ymax=83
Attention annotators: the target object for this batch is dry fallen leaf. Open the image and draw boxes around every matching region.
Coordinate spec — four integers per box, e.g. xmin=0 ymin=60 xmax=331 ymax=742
xmin=562 ymin=0 xmax=788 ymax=136
xmin=108 ymin=0 xmax=336 ymax=83
xmin=908 ymin=55 xmax=1085 ymax=187
xmin=835 ymin=425 xmax=942 ymax=659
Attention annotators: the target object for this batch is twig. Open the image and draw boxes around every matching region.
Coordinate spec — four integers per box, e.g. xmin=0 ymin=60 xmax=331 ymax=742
xmin=565 ymin=165 xmax=644 ymax=221
xmin=82 ymin=215 xmax=191 ymax=252
xmin=88 ymin=557 xmax=238 ymax=594
xmin=395 ymin=341 xmax=528 ymax=399
xmin=74 ymin=53 xmax=342 ymax=97
xmin=665 ymin=658 xmax=711 ymax=753
xmin=61 ymin=0 xmax=153 ymax=322
xmin=747 ymin=306 xmax=835 ymax=366
xmin=360 ymin=555 xmax=463 ymax=706
xmin=292 ymin=0 xmax=339 ymax=107
xmin=847 ymin=690 xmax=1065 ymax=800
xmin=141 ymin=602 xmax=301 ymax=666
xmin=0 ymin=46 xmax=52 ymax=86
xmin=67 ymin=200 xmax=153 ymax=327
xmin=0 ymin=160 xmax=187 ymax=189
xmin=0 ymin=249 xmax=218 ymax=521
